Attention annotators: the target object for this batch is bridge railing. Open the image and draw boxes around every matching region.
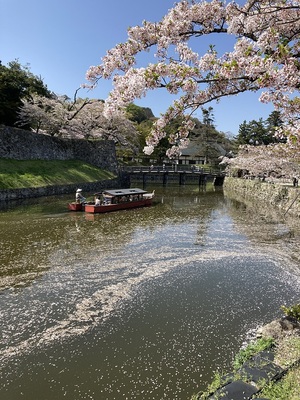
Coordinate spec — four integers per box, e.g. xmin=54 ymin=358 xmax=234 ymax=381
xmin=121 ymin=165 xmax=225 ymax=175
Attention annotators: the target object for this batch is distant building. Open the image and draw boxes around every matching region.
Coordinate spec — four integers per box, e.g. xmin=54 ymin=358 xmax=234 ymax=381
xmin=178 ymin=139 xmax=227 ymax=165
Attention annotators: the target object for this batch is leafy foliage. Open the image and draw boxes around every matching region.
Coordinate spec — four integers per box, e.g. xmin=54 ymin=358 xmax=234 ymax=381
xmin=198 ymin=371 xmax=223 ymax=399
xmin=0 ymin=60 xmax=51 ymax=127
xmin=260 ymin=367 xmax=300 ymax=400
xmin=132 ymin=110 xmax=233 ymax=164
xmin=281 ymin=304 xmax=300 ymax=321
xmin=233 ymin=337 xmax=275 ymax=371
xmin=235 ymin=111 xmax=284 ymax=146
xmin=126 ymin=103 xmax=154 ymax=123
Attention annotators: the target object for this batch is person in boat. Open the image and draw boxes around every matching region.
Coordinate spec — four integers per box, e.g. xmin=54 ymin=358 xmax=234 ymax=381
xmin=95 ymin=196 xmax=101 ymax=206
xmin=103 ymin=194 xmax=113 ymax=205
xmin=76 ymin=188 xmax=86 ymax=204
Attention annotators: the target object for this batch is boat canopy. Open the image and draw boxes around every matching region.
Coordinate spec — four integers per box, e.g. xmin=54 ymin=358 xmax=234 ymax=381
xmin=94 ymin=188 xmax=147 ymax=197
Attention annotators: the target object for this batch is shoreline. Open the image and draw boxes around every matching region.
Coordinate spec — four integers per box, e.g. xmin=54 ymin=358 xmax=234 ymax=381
xmin=193 ymin=317 xmax=300 ymax=400
xmin=193 ymin=177 xmax=300 ymax=400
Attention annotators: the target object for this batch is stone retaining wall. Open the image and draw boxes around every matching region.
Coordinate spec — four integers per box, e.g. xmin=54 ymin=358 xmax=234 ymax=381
xmin=0 ymin=126 xmax=118 ymax=173
xmin=198 ymin=316 xmax=300 ymax=400
xmin=0 ymin=179 xmax=111 ymax=202
xmin=0 ymin=172 xmax=131 ymax=202
xmin=223 ymin=177 xmax=300 ymax=218
xmin=0 ymin=126 xmax=129 ymax=201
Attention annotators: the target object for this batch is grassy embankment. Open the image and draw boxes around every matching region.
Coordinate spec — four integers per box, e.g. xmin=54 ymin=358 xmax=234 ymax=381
xmin=192 ymin=330 xmax=300 ymax=400
xmin=0 ymin=159 xmax=116 ymax=189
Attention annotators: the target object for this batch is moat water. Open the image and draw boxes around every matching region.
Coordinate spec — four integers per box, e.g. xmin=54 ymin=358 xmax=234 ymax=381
xmin=1 ymin=184 xmax=300 ymax=400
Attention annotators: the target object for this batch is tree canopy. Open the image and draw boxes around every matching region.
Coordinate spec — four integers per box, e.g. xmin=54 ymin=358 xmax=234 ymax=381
xmin=0 ymin=60 xmax=51 ymax=127
xmin=85 ymin=0 xmax=300 ymax=163
xmin=235 ymin=111 xmax=284 ymax=146
xmin=17 ymin=94 xmax=141 ymax=152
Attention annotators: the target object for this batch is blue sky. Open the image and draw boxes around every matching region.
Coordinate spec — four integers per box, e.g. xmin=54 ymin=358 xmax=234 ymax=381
xmin=1 ymin=0 xmax=274 ymax=136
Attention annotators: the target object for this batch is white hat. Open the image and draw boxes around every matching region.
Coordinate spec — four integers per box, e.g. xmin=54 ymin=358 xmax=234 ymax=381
xmin=76 ymin=189 xmax=82 ymax=192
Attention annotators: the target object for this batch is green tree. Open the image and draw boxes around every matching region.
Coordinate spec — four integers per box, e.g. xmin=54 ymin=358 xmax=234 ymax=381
xmin=266 ymin=111 xmax=285 ymax=142
xmin=235 ymin=120 xmax=252 ymax=145
xmin=0 ymin=60 xmax=51 ymax=128
xmin=266 ymin=111 xmax=283 ymax=130
xmin=136 ymin=118 xmax=174 ymax=163
xmin=126 ymin=103 xmax=154 ymax=124
xmin=247 ymin=119 xmax=267 ymax=145
xmin=201 ymin=106 xmax=215 ymax=128
xmin=235 ymin=116 xmax=281 ymax=146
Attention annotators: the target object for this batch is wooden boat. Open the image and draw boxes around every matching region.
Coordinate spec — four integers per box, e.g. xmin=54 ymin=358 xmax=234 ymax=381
xmin=68 ymin=188 xmax=155 ymax=213
xmin=68 ymin=202 xmax=84 ymax=211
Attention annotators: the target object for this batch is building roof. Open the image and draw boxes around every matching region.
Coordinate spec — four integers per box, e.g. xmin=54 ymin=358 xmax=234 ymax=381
xmin=95 ymin=188 xmax=147 ymax=196
xmin=180 ymin=140 xmax=227 ymax=157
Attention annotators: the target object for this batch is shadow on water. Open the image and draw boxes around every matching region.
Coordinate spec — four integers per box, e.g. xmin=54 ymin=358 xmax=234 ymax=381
xmin=0 ymin=185 xmax=300 ymax=399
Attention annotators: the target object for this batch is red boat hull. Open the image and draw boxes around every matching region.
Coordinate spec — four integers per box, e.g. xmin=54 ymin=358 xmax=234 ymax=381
xmin=84 ymin=198 xmax=153 ymax=213
xmin=68 ymin=202 xmax=84 ymax=211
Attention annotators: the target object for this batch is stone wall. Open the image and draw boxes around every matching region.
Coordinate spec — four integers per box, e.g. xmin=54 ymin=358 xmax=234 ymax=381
xmin=223 ymin=177 xmax=300 ymax=218
xmin=0 ymin=126 xmax=118 ymax=173
xmin=0 ymin=126 xmax=129 ymax=201
xmin=0 ymin=175 xmax=131 ymax=202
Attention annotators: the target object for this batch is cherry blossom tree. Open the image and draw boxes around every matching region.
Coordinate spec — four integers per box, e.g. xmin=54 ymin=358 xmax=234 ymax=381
xmin=17 ymin=93 xmax=89 ymax=137
xmin=17 ymin=94 xmax=53 ymax=134
xmin=221 ymin=143 xmax=300 ymax=180
xmin=85 ymin=0 xmax=300 ymax=164
xmin=17 ymin=94 xmax=140 ymax=150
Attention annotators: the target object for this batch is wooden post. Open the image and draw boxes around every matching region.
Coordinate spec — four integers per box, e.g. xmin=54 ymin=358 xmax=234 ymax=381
xmin=143 ymin=172 xmax=147 ymax=186
xmin=163 ymin=172 xmax=168 ymax=186
xmin=179 ymin=172 xmax=186 ymax=185
xmin=199 ymin=174 xmax=206 ymax=187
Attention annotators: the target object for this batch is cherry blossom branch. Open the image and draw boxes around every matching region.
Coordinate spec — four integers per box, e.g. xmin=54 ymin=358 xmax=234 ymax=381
xmin=84 ymin=0 xmax=300 ymax=162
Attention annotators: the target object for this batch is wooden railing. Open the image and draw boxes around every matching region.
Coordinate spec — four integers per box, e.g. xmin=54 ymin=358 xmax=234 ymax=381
xmin=121 ymin=165 xmax=225 ymax=175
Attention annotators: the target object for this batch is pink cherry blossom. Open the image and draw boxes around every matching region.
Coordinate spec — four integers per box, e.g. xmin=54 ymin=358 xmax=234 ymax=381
xmin=85 ymin=0 xmax=300 ymax=171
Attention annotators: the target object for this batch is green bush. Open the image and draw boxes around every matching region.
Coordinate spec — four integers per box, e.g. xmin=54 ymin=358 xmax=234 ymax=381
xmin=281 ymin=304 xmax=300 ymax=321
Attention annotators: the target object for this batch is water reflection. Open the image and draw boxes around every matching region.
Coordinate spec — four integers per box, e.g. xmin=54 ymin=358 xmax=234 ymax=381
xmin=224 ymin=188 xmax=300 ymax=268
xmin=0 ymin=185 xmax=300 ymax=400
